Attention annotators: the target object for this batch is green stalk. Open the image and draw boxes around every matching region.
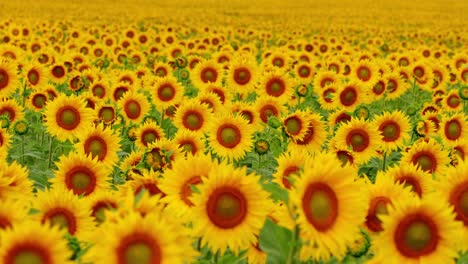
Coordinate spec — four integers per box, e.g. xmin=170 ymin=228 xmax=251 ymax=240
xmin=382 ymin=151 xmax=387 ymax=171
xmin=287 ymin=225 xmax=300 ymax=264
xmin=47 ymin=137 xmax=54 ymax=168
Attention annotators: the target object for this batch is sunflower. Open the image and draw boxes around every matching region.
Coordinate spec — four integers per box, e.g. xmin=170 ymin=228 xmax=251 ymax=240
xmin=173 ymin=129 xmax=205 ymax=156
xmin=328 ymin=109 xmax=352 ymax=129
xmin=372 ymin=110 xmax=412 ymax=152
xmin=196 ymin=91 xmax=223 ymax=113
xmin=22 ymin=61 xmax=47 ymax=89
xmin=48 ymin=62 xmax=68 ymax=83
xmin=85 ymin=210 xmax=196 ymax=264
xmin=257 ymin=68 xmax=294 ymax=102
xmin=230 ymin=102 xmax=262 ymax=130
xmin=118 ymin=91 xmax=150 ymax=125
xmin=450 ymin=139 xmax=468 ymax=165
xmin=173 ymin=99 xmax=212 ymax=133
xmin=290 ymin=152 xmax=367 ymax=261
xmin=294 ymin=61 xmax=314 ymax=84
xmin=0 ymin=98 xmax=24 ymax=124
xmin=0 ymin=161 xmax=33 ymax=201
xmin=0 ymin=220 xmax=73 ymax=264
xmin=443 ymin=90 xmax=463 ymax=112
xmin=401 ymin=139 xmax=450 ymax=175
xmin=335 ymin=81 xmax=368 ymax=111
xmin=288 ymin=111 xmax=327 ymax=153
xmin=246 ymin=237 xmax=267 ymax=264
xmin=96 ymin=103 xmax=117 ymax=125
xmin=333 ymin=117 xmax=381 ymax=165
xmin=44 ymin=94 xmax=95 ymax=142
xmin=385 ymin=72 xmax=409 ymax=100
xmin=33 ymin=187 xmax=95 ymax=238
xmin=123 ymin=169 xmax=166 ymax=198
xmin=149 ymin=76 xmax=184 ymax=110
xmin=26 ymin=90 xmax=49 ymax=111
xmin=0 ymin=198 xmax=28 ymax=229
xmin=0 ymin=127 xmax=11 ymax=161
xmin=432 ymin=161 xmax=468 ymax=250
xmin=439 ymin=113 xmax=467 ymax=145
xmin=255 ymin=96 xmax=286 ymax=124
xmin=75 ymin=124 xmax=121 ymax=169
xmin=386 ymin=163 xmax=433 ymax=198
xmin=191 ymin=59 xmax=222 ymax=89
xmin=273 ymin=147 xmax=307 ymax=189
xmin=191 ymin=162 xmax=271 ymax=254
xmin=313 ymin=70 xmax=338 ymax=91
xmin=159 ymin=154 xmax=215 ymax=219
xmin=203 ymin=82 xmax=232 ymax=105
xmin=282 ymin=110 xmax=313 ymax=141
xmin=226 ymin=57 xmax=257 ymax=95
xmin=371 ymin=195 xmax=461 ymax=264
xmin=0 ymin=59 xmax=18 ymax=98
xmin=51 ymin=150 xmax=111 ymax=196
xmin=364 ymin=172 xmax=414 ymax=234
xmin=207 ymin=112 xmax=254 ymax=161
xmin=83 ymin=189 xmax=119 ymax=225
xmin=351 ymin=59 xmax=379 ymax=87
xmin=143 ymin=139 xmax=181 ymax=172
xmin=90 ymin=81 xmax=110 ymax=100
xmin=134 ymin=120 xmax=165 ymax=150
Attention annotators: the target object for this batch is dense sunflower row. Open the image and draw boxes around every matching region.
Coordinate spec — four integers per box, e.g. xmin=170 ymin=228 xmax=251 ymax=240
xmin=0 ymin=1 xmax=467 ymax=263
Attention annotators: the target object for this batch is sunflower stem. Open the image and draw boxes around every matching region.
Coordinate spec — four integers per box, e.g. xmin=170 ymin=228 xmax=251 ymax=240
xmin=160 ymin=108 xmax=165 ymax=126
xmin=21 ymin=135 xmax=25 ymax=164
xmin=47 ymin=137 xmax=54 ymax=168
xmin=382 ymin=151 xmax=387 ymax=171
xmin=214 ymin=250 xmax=219 ymax=263
xmin=197 ymin=237 xmax=202 ymax=252
xmin=287 ymin=224 xmax=300 ymax=264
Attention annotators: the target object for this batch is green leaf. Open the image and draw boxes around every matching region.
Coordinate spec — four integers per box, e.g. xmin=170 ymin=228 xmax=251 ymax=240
xmin=262 ymin=182 xmax=288 ymax=203
xmin=259 ymin=218 xmax=293 ymax=264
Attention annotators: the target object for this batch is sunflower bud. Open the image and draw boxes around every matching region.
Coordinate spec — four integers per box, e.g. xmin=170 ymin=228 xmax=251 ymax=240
xmin=0 ymin=115 xmax=10 ymax=128
xmin=254 ymin=139 xmax=270 ymax=155
xmin=13 ymin=120 xmax=29 ymax=135
xmin=268 ymin=116 xmax=282 ymax=129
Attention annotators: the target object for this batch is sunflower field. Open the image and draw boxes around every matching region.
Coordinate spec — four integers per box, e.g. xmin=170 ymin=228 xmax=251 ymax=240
xmin=0 ymin=0 xmax=467 ymax=263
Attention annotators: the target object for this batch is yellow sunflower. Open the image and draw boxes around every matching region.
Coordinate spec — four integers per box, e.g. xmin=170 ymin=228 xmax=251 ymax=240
xmin=450 ymin=139 xmax=468 ymax=165
xmin=48 ymin=62 xmax=68 ymax=83
xmin=288 ymin=111 xmax=327 ymax=154
xmin=364 ymin=172 xmax=414 ymax=234
xmin=76 ymin=124 xmax=121 ymax=170
xmin=257 ymin=68 xmax=294 ymax=102
xmin=0 ymin=220 xmax=73 ymax=264
xmin=44 ymin=94 xmax=95 ymax=142
xmin=173 ymin=129 xmax=205 ymax=156
xmin=0 ymin=128 xmax=12 ymax=162
xmin=290 ymin=152 xmax=367 ymax=261
xmin=0 ymin=59 xmax=18 ymax=98
xmin=0 ymin=98 xmax=24 ymax=124
xmin=26 ymin=90 xmax=49 ymax=111
xmin=134 ymin=120 xmax=166 ymax=150
xmin=207 ymin=112 xmax=254 ymax=161
xmin=159 ymin=154 xmax=215 ymax=219
xmin=123 ymin=168 xmax=166 ymax=198
xmin=33 ymin=187 xmax=95 ymax=238
xmin=118 ymin=91 xmax=150 ymax=125
xmin=351 ymin=59 xmax=379 ymax=88
xmin=143 ymin=139 xmax=181 ymax=172
xmin=443 ymin=90 xmax=463 ymax=112
xmin=334 ymin=81 xmax=368 ymax=111
xmin=191 ymin=59 xmax=222 ymax=89
xmin=371 ymin=195 xmax=462 ymax=264
xmin=110 ymin=82 xmax=134 ymax=102
xmin=400 ymin=139 xmax=450 ymax=176
xmin=386 ymin=163 xmax=433 ymax=198
xmin=226 ymin=57 xmax=257 ymax=95
xmin=0 ymin=198 xmax=28 ymax=230
xmin=84 ymin=189 xmax=119 ymax=225
xmin=23 ymin=61 xmax=47 ymax=89
xmin=372 ymin=110 xmax=412 ymax=152
xmin=0 ymin=161 xmax=33 ymax=201
xmin=333 ymin=117 xmax=382 ymax=165
xmin=85 ymin=210 xmax=196 ymax=264
xmin=273 ymin=147 xmax=307 ymax=189
xmin=255 ymin=96 xmax=287 ymax=124
xmin=173 ymin=99 xmax=212 ymax=133
xmin=149 ymin=76 xmax=184 ymax=110
xmin=191 ymin=162 xmax=272 ymax=254
xmin=282 ymin=109 xmax=313 ymax=141
xmin=196 ymin=91 xmax=223 ymax=113
xmin=51 ymin=152 xmax=111 ymax=196
xmin=440 ymin=112 xmax=467 ymax=145
xmin=432 ymin=160 xmax=468 ymax=250
xmin=385 ymin=72 xmax=409 ymax=100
